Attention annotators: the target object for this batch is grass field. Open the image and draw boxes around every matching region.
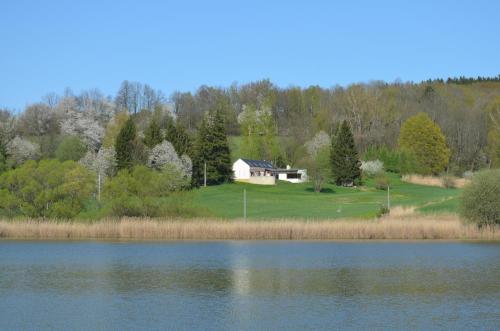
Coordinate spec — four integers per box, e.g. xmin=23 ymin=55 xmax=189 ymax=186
xmin=191 ymin=173 xmax=462 ymax=219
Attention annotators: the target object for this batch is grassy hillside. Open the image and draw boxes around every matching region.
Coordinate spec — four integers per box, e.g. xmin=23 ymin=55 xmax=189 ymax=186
xmin=192 ymin=173 xmax=461 ymax=219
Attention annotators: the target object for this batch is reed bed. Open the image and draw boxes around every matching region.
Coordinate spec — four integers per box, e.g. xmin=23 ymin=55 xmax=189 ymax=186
xmin=0 ymin=214 xmax=497 ymax=240
xmin=402 ymin=174 xmax=470 ymax=188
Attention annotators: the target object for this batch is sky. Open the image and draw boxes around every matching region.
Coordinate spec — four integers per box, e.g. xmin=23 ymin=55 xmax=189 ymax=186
xmin=1 ymin=0 xmax=499 ymax=110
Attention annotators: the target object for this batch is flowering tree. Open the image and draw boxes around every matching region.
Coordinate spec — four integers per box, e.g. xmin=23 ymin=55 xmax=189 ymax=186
xmin=60 ymin=109 xmax=104 ymax=151
xmin=7 ymin=136 xmax=40 ymax=167
xmin=147 ymin=140 xmax=192 ymax=179
xmin=79 ymin=147 xmax=117 ymax=200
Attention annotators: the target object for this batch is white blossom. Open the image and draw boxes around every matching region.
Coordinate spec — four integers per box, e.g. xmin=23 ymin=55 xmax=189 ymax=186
xmin=147 ymin=141 xmax=192 ymax=178
xmin=7 ymin=136 xmax=40 ymax=166
xmin=79 ymin=147 xmax=116 ymax=179
xmin=360 ymin=160 xmax=384 ymax=177
xmin=60 ymin=109 xmax=104 ymax=151
xmin=306 ymin=131 xmax=330 ymax=157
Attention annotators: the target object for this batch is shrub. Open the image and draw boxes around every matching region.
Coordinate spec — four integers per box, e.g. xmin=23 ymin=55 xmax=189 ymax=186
xmin=374 ymin=172 xmax=390 ymax=190
xmin=361 ymin=160 xmax=384 ymax=177
xmin=460 ymin=169 xmax=500 ymax=226
xmin=0 ymin=160 xmax=94 ymax=218
xmin=363 ymin=146 xmax=417 ymax=174
xmin=376 ymin=204 xmax=390 ymax=218
xmin=441 ymin=174 xmax=456 ymax=189
xmin=104 ymin=165 xmax=190 ymax=217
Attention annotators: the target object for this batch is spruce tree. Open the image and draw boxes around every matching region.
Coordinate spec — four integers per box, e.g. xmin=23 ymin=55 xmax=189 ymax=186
xmin=115 ymin=118 xmax=137 ymax=170
xmin=192 ymin=109 xmax=232 ymax=186
xmin=331 ymin=120 xmax=361 ymax=186
xmin=143 ymin=119 xmax=163 ymax=148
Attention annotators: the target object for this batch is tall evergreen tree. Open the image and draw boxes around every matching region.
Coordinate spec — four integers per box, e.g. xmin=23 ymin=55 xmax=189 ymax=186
xmin=331 ymin=120 xmax=362 ymax=186
xmin=143 ymin=119 xmax=163 ymax=148
xmin=115 ymin=118 xmax=137 ymax=170
xmin=192 ymin=109 xmax=232 ymax=186
xmin=164 ymin=116 xmax=192 ymax=156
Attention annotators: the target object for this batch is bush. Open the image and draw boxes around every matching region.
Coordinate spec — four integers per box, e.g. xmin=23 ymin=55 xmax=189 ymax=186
xmin=361 ymin=160 xmax=384 ymax=177
xmin=104 ymin=165 xmax=190 ymax=217
xmin=363 ymin=146 xmax=417 ymax=174
xmin=376 ymin=204 xmax=390 ymax=218
xmin=441 ymin=174 xmax=456 ymax=189
xmin=374 ymin=172 xmax=390 ymax=190
xmin=0 ymin=159 xmax=94 ymax=218
xmin=460 ymin=169 xmax=500 ymax=226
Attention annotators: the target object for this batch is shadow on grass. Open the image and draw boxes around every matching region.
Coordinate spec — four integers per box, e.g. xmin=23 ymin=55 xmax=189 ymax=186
xmin=305 ymin=187 xmax=336 ymax=194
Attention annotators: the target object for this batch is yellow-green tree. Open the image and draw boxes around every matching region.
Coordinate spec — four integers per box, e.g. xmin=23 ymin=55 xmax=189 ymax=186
xmin=103 ymin=111 xmax=129 ymax=148
xmin=398 ymin=112 xmax=450 ymax=175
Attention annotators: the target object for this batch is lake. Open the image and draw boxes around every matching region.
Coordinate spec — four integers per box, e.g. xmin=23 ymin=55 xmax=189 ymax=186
xmin=0 ymin=241 xmax=499 ymax=330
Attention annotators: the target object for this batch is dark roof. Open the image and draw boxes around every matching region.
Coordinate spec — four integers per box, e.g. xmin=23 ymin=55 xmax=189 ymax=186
xmin=241 ymin=159 xmax=275 ymax=169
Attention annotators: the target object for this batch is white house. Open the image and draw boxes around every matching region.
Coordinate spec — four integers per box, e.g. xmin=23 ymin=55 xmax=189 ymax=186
xmin=232 ymin=158 xmax=307 ymax=185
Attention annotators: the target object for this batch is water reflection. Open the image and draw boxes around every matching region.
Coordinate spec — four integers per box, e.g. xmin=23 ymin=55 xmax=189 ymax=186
xmin=0 ymin=241 xmax=499 ymax=330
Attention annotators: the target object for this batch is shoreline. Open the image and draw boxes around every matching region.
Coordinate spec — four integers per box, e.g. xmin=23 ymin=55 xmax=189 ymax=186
xmin=0 ymin=215 xmax=498 ymax=241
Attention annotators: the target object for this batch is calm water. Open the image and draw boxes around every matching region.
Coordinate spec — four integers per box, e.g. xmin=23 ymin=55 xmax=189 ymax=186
xmin=0 ymin=241 xmax=499 ymax=330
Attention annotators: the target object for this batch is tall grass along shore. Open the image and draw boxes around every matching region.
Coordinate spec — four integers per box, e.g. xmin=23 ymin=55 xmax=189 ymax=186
xmin=0 ymin=213 xmax=497 ymax=241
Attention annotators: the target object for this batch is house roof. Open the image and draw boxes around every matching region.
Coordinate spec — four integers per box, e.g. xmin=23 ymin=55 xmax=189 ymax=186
xmin=240 ymin=159 xmax=275 ymax=169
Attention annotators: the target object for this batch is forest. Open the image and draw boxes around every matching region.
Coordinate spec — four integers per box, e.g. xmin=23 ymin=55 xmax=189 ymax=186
xmin=0 ymin=76 xmax=499 ymax=220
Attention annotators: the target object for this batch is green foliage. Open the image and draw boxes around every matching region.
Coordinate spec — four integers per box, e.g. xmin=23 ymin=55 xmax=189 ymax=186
xmin=0 ymin=160 xmax=94 ymax=218
xmin=55 ymin=136 xmax=87 ymax=162
xmin=143 ymin=119 xmax=163 ymax=148
xmin=398 ymin=112 xmax=451 ymax=175
xmin=104 ymin=165 xmax=189 ymax=217
xmin=103 ymin=111 xmax=129 ymax=148
xmin=115 ymin=118 xmax=137 ymax=170
xmin=164 ymin=116 xmax=192 ymax=156
xmin=330 ymin=121 xmax=362 ymax=186
xmin=460 ymin=169 xmax=500 ymax=226
xmin=192 ymin=109 xmax=232 ymax=186
xmin=240 ymin=105 xmax=279 ymax=162
xmin=363 ymin=146 xmax=417 ymax=174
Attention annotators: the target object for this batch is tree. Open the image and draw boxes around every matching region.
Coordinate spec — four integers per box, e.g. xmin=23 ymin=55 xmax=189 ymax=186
xmin=331 ymin=121 xmax=362 ymax=186
xmin=60 ymin=109 xmax=104 ymax=151
xmin=104 ymin=165 xmax=189 ymax=217
xmin=147 ymin=140 xmax=192 ymax=179
xmin=103 ymin=111 xmax=129 ymax=148
xmin=55 ymin=136 xmax=87 ymax=162
xmin=398 ymin=112 xmax=451 ymax=175
xmin=305 ymin=131 xmax=331 ymax=192
xmin=192 ymin=109 xmax=232 ymax=186
xmin=460 ymin=169 xmax=500 ymax=226
xmin=143 ymin=119 xmax=163 ymax=148
xmin=164 ymin=117 xmax=192 ymax=156
xmin=7 ymin=136 xmax=40 ymax=167
xmin=0 ymin=160 xmax=94 ymax=218
xmin=115 ymin=118 xmax=137 ymax=170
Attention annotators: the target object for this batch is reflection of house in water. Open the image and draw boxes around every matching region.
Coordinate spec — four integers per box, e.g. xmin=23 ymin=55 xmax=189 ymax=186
xmin=232 ymin=158 xmax=307 ymax=185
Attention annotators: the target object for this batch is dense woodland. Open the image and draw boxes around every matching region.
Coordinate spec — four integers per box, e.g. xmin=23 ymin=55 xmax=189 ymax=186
xmin=0 ymin=76 xmax=499 ymax=219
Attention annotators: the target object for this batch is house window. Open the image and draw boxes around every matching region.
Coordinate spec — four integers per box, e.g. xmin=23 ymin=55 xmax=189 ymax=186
xmin=286 ymin=173 xmax=301 ymax=179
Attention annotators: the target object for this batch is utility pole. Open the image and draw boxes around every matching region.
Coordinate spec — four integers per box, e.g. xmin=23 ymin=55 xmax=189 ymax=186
xmin=243 ymin=189 xmax=247 ymax=221
xmin=204 ymin=162 xmax=207 ymax=187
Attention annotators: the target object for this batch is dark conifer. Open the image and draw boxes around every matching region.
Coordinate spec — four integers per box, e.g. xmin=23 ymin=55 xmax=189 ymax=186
xmin=115 ymin=118 xmax=137 ymax=170
xmin=330 ymin=120 xmax=362 ymax=186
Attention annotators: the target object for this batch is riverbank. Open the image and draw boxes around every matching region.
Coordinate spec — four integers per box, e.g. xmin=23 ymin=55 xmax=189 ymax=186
xmin=0 ymin=213 xmax=497 ymax=240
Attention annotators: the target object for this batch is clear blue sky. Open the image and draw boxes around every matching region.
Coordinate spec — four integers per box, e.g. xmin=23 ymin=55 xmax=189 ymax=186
xmin=1 ymin=0 xmax=499 ymax=110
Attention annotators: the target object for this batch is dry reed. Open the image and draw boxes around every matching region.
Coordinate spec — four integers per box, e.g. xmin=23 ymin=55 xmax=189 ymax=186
xmin=402 ymin=174 xmax=470 ymax=188
xmin=0 ymin=213 xmax=497 ymax=241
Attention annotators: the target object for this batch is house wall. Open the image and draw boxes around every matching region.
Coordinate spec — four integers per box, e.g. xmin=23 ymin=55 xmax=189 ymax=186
xmin=277 ymin=169 xmax=308 ymax=183
xmin=232 ymin=159 xmax=251 ymax=179
xmin=235 ymin=176 xmax=276 ymax=185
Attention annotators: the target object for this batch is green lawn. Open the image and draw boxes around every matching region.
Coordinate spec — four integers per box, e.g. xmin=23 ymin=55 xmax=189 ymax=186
xmin=192 ymin=173 xmax=462 ymax=219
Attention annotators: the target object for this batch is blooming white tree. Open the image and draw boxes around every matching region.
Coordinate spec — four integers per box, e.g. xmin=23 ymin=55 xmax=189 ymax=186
xmin=7 ymin=136 xmax=40 ymax=166
xmin=360 ymin=160 xmax=384 ymax=177
xmin=147 ymin=140 xmax=192 ymax=178
xmin=79 ymin=147 xmax=117 ymax=200
xmin=306 ymin=131 xmax=330 ymax=157
xmin=60 ymin=109 xmax=104 ymax=152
